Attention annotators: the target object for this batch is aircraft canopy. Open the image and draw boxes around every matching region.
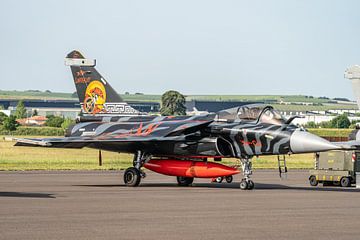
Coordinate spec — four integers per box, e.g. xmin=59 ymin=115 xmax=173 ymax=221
xmin=216 ymin=104 xmax=286 ymax=125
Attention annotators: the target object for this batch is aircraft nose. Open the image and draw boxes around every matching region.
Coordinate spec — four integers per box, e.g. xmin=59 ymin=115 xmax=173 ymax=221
xmin=290 ymin=130 xmax=340 ymax=154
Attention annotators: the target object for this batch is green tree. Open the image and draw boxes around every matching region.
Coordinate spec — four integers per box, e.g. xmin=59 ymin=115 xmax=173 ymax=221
xmin=0 ymin=112 xmax=8 ymax=125
xmin=32 ymin=109 xmax=38 ymax=116
xmin=15 ymin=100 xmax=27 ymax=119
xmin=160 ymin=90 xmax=186 ymax=116
xmin=3 ymin=115 xmax=18 ymax=131
xmin=319 ymin=121 xmax=332 ymax=128
xmin=61 ymin=118 xmax=75 ymax=130
xmin=304 ymin=121 xmax=317 ymax=128
xmin=330 ymin=114 xmax=351 ymax=128
xmin=45 ymin=115 xmax=64 ymax=128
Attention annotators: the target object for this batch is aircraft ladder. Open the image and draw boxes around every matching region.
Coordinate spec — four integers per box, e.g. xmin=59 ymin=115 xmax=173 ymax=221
xmin=277 ymin=155 xmax=288 ymax=179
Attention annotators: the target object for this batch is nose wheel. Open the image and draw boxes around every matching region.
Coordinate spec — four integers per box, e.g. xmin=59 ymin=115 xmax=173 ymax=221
xmin=240 ymin=179 xmax=254 ymax=190
xmin=239 ymin=158 xmax=254 ymax=190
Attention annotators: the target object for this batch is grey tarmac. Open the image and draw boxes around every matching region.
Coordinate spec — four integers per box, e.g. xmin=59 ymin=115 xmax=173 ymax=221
xmin=0 ymin=170 xmax=360 ymax=240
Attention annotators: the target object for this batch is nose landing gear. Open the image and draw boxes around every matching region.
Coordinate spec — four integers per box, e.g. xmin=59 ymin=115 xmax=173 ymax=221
xmin=239 ymin=158 xmax=254 ymax=190
xmin=240 ymin=179 xmax=254 ymax=190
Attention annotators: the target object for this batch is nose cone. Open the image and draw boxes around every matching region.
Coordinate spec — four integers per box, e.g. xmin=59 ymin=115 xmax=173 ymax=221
xmin=290 ymin=130 xmax=341 ymax=154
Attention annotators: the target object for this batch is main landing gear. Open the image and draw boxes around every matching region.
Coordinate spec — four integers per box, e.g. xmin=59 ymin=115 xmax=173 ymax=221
xmin=124 ymin=151 xmax=149 ymax=187
xmin=124 ymin=167 xmax=142 ymax=187
xmin=239 ymin=158 xmax=254 ymax=190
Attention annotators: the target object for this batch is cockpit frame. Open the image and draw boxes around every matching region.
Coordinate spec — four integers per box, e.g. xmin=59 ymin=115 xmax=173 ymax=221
xmin=215 ymin=104 xmax=286 ymax=125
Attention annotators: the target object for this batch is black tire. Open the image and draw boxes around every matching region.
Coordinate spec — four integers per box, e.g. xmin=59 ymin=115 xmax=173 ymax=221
xmin=177 ymin=176 xmax=194 ymax=186
xmin=215 ymin=177 xmax=223 ymax=183
xmin=340 ymin=177 xmax=351 ymax=187
xmin=225 ymin=175 xmax=233 ymax=183
xmin=123 ymin=167 xmax=141 ymax=187
xmin=240 ymin=180 xmax=248 ymax=190
xmin=247 ymin=180 xmax=254 ymax=190
xmin=309 ymin=175 xmax=318 ymax=186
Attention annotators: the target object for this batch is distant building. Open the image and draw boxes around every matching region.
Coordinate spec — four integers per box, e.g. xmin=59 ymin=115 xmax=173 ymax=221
xmin=1 ymin=99 xmax=81 ymax=118
xmin=185 ymin=100 xmax=262 ymax=113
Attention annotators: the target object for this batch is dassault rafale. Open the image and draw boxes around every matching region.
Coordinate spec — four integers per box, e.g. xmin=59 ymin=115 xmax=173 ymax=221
xmin=15 ymin=50 xmax=346 ymax=190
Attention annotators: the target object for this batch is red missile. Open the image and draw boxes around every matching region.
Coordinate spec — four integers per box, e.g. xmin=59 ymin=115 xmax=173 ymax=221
xmin=144 ymin=159 xmax=240 ymax=178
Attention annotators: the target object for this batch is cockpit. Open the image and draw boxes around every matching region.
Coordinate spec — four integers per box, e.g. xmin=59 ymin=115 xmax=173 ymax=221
xmin=258 ymin=107 xmax=286 ymax=125
xmin=215 ymin=104 xmax=286 ymax=125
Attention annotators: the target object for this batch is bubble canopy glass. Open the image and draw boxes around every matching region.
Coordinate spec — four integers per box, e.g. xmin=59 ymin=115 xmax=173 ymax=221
xmin=216 ymin=104 xmax=286 ymax=125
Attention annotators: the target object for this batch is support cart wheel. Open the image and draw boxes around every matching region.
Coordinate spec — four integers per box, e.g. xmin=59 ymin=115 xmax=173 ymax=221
xmin=340 ymin=177 xmax=351 ymax=187
xmin=309 ymin=175 xmax=318 ymax=186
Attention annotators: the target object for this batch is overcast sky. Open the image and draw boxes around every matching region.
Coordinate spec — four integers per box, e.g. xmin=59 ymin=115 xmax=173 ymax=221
xmin=1 ymin=0 xmax=360 ymax=99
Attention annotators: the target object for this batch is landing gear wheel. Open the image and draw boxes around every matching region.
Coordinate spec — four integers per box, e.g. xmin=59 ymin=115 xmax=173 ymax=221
xmin=215 ymin=177 xmax=223 ymax=183
xmin=239 ymin=157 xmax=254 ymax=190
xmin=309 ymin=175 xmax=318 ymax=186
xmin=240 ymin=180 xmax=248 ymax=190
xmin=124 ymin=167 xmax=141 ymax=187
xmin=225 ymin=176 xmax=233 ymax=183
xmin=247 ymin=180 xmax=254 ymax=190
xmin=176 ymin=176 xmax=194 ymax=186
xmin=340 ymin=177 xmax=351 ymax=187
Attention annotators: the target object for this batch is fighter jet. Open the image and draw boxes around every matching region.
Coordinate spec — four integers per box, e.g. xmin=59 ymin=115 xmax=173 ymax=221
xmin=15 ymin=50 xmax=343 ymax=190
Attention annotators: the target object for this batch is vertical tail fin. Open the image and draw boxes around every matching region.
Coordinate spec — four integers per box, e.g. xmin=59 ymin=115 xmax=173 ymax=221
xmin=65 ymin=50 xmax=140 ymax=115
